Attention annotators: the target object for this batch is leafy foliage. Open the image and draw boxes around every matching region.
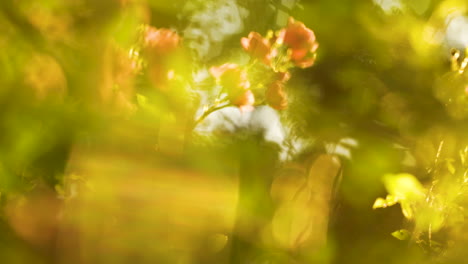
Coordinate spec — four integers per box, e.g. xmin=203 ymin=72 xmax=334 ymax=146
xmin=2 ymin=0 xmax=468 ymax=264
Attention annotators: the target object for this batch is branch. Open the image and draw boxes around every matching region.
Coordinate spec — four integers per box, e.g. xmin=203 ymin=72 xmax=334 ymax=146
xmin=192 ymin=103 xmax=233 ymax=129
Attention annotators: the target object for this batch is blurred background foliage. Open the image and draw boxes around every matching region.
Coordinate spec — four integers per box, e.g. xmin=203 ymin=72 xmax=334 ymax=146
xmin=1 ymin=0 xmax=468 ymax=263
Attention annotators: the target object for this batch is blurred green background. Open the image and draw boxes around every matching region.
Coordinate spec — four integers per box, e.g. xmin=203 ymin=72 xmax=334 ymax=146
xmin=1 ymin=0 xmax=468 ymax=263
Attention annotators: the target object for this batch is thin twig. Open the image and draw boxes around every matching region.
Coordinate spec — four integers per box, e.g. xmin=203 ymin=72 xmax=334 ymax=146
xmin=192 ymin=103 xmax=232 ymax=129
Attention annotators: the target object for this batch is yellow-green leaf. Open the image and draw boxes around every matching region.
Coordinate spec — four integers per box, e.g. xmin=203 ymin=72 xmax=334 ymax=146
xmin=373 ymin=197 xmax=387 ymax=209
xmin=401 ymin=202 xmax=414 ymax=219
xmin=391 ymin=229 xmax=410 ymax=240
xmin=383 ymin=173 xmax=426 ymax=202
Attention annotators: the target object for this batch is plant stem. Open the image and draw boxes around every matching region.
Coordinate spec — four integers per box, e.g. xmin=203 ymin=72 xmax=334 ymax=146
xmin=192 ymin=103 xmax=232 ymax=129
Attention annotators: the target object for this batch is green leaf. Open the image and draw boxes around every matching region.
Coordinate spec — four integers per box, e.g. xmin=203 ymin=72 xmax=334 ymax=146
xmin=385 ymin=195 xmax=398 ymax=206
xmin=391 ymin=229 xmax=411 ymax=240
xmin=372 ymin=195 xmax=398 ymax=209
xmin=383 ymin=173 xmax=426 ymax=202
xmin=373 ymin=198 xmax=387 ymax=209
xmin=400 ymin=201 xmax=414 ymax=219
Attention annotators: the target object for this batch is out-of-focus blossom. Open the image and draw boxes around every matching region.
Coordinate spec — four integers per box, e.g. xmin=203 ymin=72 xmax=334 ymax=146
xmin=210 ymin=63 xmax=254 ymax=110
xmin=113 ymin=47 xmax=140 ymax=86
xmin=241 ymin=32 xmax=275 ymax=65
xmin=147 ymin=63 xmax=172 ymax=91
xmin=210 ymin=63 xmax=251 ymax=91
xmin=292 ymin=52 xmax=317 ymax=68
xmin=278 ymin=17 xmax=317 ymax=53
xmin=266 ymin=81 xmax=288 ymax=110
xmin=265 ymin=72 xmax=290 ymax=110
xmin=142 ymin=26 xmax=181 ymax=55
xmin=108 ymin=46 xmax=140 ymax=113
xmin=24 ymin=53 xmax=67 ymax=101
xmin=141 ymin=26 xmax=183 ymax=90
xmin=276 ymin=71 xmax=291 ymax=82
xmin=277 ymin=17 xmax=319 ymax=68
xmin=233 ymin=89 xmax=255 ymax=112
